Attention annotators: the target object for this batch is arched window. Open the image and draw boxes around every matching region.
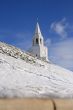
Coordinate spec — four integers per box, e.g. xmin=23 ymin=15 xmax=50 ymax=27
xmin=36 ymin=38 xmax=38 ymax=44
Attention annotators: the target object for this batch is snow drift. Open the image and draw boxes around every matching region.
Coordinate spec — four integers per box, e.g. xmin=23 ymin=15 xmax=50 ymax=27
xmin=0 ymin=42 xmax=73 ymax=98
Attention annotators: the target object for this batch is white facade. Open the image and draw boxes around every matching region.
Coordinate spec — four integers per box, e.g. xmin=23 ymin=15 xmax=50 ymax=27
xmin=28 ymin=22 xmax=48 ymax=61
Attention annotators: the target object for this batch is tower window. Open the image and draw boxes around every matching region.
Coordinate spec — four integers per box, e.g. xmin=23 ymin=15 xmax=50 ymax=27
xmin=36 ymin=38 xmax=38 ymax=44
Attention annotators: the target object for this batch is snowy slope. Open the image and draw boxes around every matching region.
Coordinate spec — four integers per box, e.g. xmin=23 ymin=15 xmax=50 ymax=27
xmin=0 ymin=42 xmax=73 ymax=98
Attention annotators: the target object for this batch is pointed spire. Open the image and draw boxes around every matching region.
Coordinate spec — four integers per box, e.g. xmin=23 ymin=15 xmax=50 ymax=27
xmin=35 ymin=22 xmax=43 ymax=38
xmin=33 ymin=22 xmax=44 ymax=46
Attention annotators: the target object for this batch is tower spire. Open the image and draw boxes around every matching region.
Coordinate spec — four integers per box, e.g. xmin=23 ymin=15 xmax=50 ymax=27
xmin=35 ymin=22 xmax=43 ymax=38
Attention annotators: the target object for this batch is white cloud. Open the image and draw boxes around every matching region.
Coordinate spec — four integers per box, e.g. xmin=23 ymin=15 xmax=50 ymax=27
xmin=51 ymin=18 xmax=68 ymax=39
xmin=49 ymin=38 xmax=73 ymax=71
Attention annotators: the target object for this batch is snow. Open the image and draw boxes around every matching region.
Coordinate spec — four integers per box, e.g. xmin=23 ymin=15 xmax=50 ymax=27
xmin=0 ymin=42 xmax=73 ymax=98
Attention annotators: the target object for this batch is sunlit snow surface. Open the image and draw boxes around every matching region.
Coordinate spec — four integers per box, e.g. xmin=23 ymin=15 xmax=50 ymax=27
xmin=0 ymin=42 xmax=73 ymax=98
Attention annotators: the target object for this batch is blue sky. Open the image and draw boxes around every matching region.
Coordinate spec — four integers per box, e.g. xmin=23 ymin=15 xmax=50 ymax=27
xmin=0 ymin=0 xmax=73 ymax=71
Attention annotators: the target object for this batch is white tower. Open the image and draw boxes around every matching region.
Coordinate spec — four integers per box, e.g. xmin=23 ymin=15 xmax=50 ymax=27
xmin=29 ymin=22 xmax=48 ymax=61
